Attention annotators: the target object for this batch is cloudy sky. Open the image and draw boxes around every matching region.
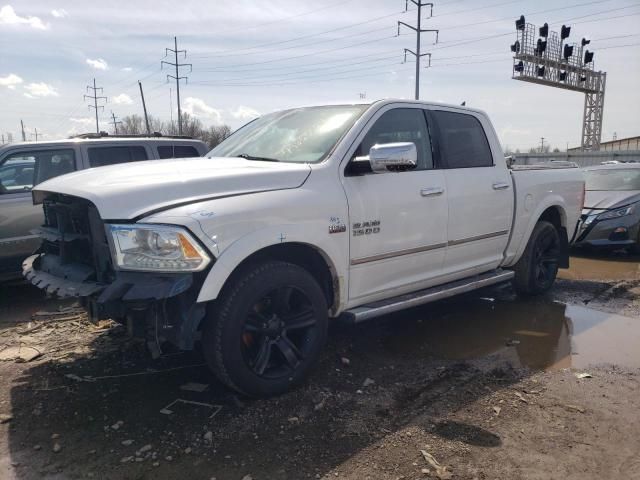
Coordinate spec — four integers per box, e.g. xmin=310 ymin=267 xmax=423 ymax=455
xmin=1 ymin=0 xmax=639 ymax=150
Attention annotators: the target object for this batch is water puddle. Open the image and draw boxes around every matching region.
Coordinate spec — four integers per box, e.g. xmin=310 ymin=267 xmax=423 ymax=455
xmin=560 ymin=252 xmax=640 ymax=281
xmin=382 ymin=296 xmax=640 ymax=371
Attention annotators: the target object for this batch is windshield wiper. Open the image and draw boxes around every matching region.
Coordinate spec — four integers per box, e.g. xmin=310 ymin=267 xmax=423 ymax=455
xmin=236 ymin=153 xmax=280 ymax=162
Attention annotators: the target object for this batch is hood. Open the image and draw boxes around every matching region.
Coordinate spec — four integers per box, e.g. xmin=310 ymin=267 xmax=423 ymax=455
xmin=583 ymin=190 xmax=640 ymax=215
xmin=33 ymin=157 xmax=311 ymax=219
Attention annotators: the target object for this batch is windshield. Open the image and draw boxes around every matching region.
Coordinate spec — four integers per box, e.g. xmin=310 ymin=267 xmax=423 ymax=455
xmin=207 ymin=105 xmax=368 ymax=163
xmin=585 ymin=168 xmax=640 ymax=191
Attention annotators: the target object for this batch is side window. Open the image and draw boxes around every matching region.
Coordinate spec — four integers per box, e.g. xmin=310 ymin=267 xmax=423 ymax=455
xmin=355 ymin=108 xmax=433 ymax=170
xmin=157 ymin=145 xmax=200 ymax=159
xmin=88 ymin=146 xmax=148 ymax=168
xmin=0 ymin=149 xmax=75 ymax=194
xmin=431 ymin=111 xmax=493 ymax=168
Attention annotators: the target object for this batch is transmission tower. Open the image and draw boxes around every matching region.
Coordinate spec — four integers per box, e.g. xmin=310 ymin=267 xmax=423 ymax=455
xmin=109 ymin=111 xmax=123 ymax=134
xmin=398 ymin=1 xmax=438 ymax=100
xmin=84 ymin=78 xmax=107 ymax=134
xmin=511 ymin=16 xmax=606 ymax=151
xmin=162 ymin=36 xmax=192 ymax=135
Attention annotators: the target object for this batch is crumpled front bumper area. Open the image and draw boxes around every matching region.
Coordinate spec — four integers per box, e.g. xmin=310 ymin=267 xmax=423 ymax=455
xmin=23 ymin=253 xmax=206 ymax=351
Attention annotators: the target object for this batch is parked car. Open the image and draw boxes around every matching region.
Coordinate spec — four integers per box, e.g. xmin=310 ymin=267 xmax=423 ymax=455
xmin=23 ymin=100 xmax=583 ymax=396
xmin=575 ymin=163 xmax=640 ymax=252
xmin=0 ymin=136 xmax=207 ymax=281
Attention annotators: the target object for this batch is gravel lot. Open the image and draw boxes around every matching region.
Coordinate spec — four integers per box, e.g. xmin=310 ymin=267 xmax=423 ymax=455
xmin=1 ymin=251 xmax=639 ymax=480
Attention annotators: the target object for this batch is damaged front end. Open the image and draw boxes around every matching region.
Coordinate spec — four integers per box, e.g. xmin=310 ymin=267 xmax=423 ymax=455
xmin=23 ymin=193 xmax=211 ymax=356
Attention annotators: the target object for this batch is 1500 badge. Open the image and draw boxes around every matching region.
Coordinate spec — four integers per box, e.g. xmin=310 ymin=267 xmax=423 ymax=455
xmin=353 ymin=220 xmax=381 ymax=236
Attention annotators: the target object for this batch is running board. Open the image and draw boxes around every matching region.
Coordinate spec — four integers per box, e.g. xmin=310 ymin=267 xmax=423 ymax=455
xmin=341 ymin=269 xmax=514 ymax=324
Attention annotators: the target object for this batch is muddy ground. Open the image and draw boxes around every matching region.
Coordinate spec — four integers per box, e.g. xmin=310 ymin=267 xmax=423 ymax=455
xmin=1 ymin=250 xmax=639 ymax=480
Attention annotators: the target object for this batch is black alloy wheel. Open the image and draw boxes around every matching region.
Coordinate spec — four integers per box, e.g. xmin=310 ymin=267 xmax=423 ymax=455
xmin=242 ymin=285 xmax=319 ymax=379
xmin=202 ymin=261 xmax=328 ymax=397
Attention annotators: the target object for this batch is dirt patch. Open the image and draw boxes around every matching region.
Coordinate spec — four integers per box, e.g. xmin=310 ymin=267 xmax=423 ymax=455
xmin=1 ymin=255 xmax=639 ymax=479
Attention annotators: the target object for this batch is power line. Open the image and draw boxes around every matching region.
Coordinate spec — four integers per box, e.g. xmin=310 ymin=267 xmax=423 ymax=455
xmin=161 ymin=36 xmax=191 ymax=135
xmin=84 ymin=78 xmax=107 ymax=134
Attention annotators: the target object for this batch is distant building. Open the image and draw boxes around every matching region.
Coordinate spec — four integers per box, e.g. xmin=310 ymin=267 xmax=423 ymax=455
xmin=568 ymin=135 xmax=640 ymax=152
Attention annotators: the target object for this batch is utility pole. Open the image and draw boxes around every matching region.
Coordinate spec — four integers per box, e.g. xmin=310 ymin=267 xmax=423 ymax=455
xmin=169 ymin=87 xmax=173 ymax=126
xmin=398 ymin=1 xmax=438 ymax=100
xmin=138 ymin=81 xmax=151 ymax=136
xmin=109 ymin=112 xmax=122 ymax=135
xmin=540 ymin=137 xmax=545 ymax=153
xmin=162 ymin=36 xmax=191 ymax=135
xmin=20 ymin=120 xmax=26 ymax=141
xmin=30 ymin=128 xmax=39 ymax=142
xmin=84 ymin=78 xmax=107 ymax=134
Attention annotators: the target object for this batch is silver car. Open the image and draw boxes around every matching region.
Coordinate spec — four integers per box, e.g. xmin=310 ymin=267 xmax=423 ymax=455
xmin=575 ymin=163 xmax=640 ymax=253
xmin=0 ymin=136 xmax=207 ymax=281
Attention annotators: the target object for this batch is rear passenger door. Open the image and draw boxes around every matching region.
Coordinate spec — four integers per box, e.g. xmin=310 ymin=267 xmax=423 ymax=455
xmin=430 ymin=109 xmax=512 ymax=277
xmin=85 ymin=145 xmax=149 ymax=168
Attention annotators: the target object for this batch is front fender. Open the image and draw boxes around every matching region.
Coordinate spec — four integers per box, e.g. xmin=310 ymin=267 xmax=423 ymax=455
xmin=195 ymin=224 xmax=347 ymax=310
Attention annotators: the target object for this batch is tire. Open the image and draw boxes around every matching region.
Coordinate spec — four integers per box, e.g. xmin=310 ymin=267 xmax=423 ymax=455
xmin=512 ymin=221 xmax=561 ymax=296
xmin=202 ymin=261 xmax=328 ymax=397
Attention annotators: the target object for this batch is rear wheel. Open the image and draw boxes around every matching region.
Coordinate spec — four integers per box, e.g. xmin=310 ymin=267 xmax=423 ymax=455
xmin=202 ymin=261 xmax=328 ymax=397
xmin=513 ymin=220 xmax=561 ymax=295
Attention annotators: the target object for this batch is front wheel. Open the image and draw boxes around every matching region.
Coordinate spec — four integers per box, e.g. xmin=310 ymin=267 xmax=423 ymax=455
xmin=202 ymin=261 xmax=328 ymax=397
xmin=512 ymin=220 xmax=561 ymax=295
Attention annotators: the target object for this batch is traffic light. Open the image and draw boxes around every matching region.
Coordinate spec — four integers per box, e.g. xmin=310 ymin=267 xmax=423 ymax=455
xmin=536 ymin=39 xmax=547 ymax=56
xmin=582 ymin=38 xmax=591 ymax=47
xmin=584 ymin=50 xmax=594 ymax=64
xmin=563 ymin=44 xmax=574 ymax=60
xmin=516 ymin=15 xmax=525 ymax=30
xmin=559 ymin=71 xmax=567 ymax=81
xmin=537 ymin=65 xmax=545 ymax=77
xmin=561 ymin=25 xmax=571 ymax=40
xmin=514 ymin=61 xmax=524 ymax=72
xmin=510 ymin=40 xmax=520 ymax=53
xmin=539 ymin=23 xmax=549 ymax=38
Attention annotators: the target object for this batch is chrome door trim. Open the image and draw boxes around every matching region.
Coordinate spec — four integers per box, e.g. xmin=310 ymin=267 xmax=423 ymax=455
xmin=350 ymin=242 xmax=447 ymax=266
xmin=350 ymin=229 xmax=511 ymax=265
xmin=448 ymin=229 xmax=510 ymax=246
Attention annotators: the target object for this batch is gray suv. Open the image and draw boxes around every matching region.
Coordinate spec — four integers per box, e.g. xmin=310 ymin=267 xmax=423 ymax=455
xmin=0 ymin=136 xmax=207 ymax=281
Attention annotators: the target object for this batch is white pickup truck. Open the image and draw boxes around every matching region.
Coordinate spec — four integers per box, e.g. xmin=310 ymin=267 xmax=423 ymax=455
xmin=23 ymin=100 xmax=584 ymax=396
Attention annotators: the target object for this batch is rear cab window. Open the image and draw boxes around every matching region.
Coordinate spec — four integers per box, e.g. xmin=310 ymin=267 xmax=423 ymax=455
xmin=430 ymin=110 xmax=493 ymax=168
xmin=157 ymin=145 xmax=200 ymax=159
xmin=87 ymin=146 xmax=148 ymax=168
xmin=0 ymin=149 xmax=76 ymax=194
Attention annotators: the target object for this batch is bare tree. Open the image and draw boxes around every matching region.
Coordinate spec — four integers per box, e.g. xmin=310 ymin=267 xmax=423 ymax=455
xmin=114 ymin=113 xmax=231 ymax=149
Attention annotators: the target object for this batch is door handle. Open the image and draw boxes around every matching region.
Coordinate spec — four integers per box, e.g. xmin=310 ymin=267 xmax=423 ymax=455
xmin=420 ymin=187 xmax=445 ymax=197
xmin=492 ymin=182 xmax=510 ymax=190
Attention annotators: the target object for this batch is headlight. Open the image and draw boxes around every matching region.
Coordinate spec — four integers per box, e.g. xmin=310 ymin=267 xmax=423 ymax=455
xmin=597 ymin=204 xmax=635 ymax=221
xmin=107 ymin=224 xmax=211 ymax=272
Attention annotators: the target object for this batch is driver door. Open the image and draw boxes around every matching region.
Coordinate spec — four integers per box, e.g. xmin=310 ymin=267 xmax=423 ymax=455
xmin=341 ymin=105 xmax=448 ymax=304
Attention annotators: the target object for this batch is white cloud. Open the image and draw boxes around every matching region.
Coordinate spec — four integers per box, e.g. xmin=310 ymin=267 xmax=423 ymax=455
xmin=0 ymin=5 xmax=48 ymax=30
xmin=69 ymin=117 xmax=94 ymax=125
xmin=86 ymin=58 xmax=108 ymax=70
xmin=112 ymin=93 xmax=133 ymax=105
xmin=50 ymin=9 xmax=68 ymax=18
xmin=183 ymin=97 xmax=222 ymax=123
xmin=67 ymin=117 xmax=96 ymax=136
xmin=23 ymin=82 xmax=59 ymax=98
xmin=230 ymin=105 xmax=260 ymax=121
xmin=121 ymin=67 xmax=132 ymax=72
xmin=0 ymin=73 xmax=23 ymax=89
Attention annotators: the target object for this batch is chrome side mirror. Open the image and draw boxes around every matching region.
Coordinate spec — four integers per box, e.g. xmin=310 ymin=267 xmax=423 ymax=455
xmin=355 ymin=142 xmax=417 ymax=173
